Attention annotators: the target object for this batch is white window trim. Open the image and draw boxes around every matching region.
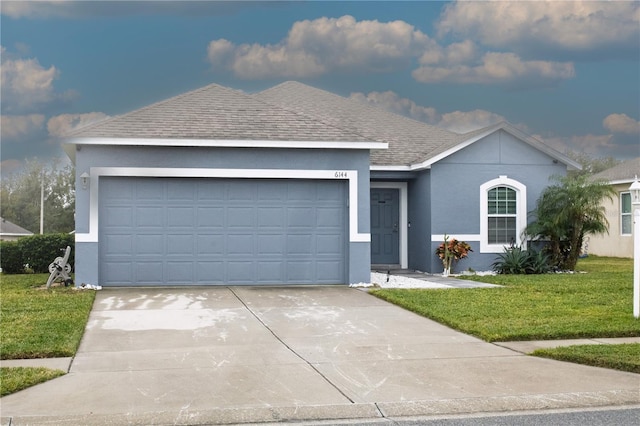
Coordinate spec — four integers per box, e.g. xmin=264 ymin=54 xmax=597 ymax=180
xmin=621 ymin=191 xmax=632 ymax=236
xmin=76 ymin=167 xmax=369 ymax=244
xmin=480 ymin=176 xmax=527 ymax=253
xmin=370 ymin=182 xmax=408 ymax=268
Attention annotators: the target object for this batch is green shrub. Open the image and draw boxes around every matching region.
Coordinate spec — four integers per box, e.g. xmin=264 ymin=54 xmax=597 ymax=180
xmin=0 ymin=241 xmax=23 ymax=274
xmin=492 ymin=246 xmax=551 ymax=275
xmin=0 ymin=234 xmax=74 ymax=274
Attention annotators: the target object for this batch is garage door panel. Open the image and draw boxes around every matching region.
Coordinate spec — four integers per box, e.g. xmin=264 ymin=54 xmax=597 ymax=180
xmin=257 ymin=234 xmax=284 ymax=255
xmin=137 ymin=207 xmax=163 ymax=227
xmin=196 ymin=262 xmax=225 ymax=283
xmin=317 ymin=235 xmax=343 ymax=254
xmin=227 ymin=207 xmax=254 ymax=227
xmin=318 ymin=207 xmax=343 ymax=227
xmin=227 ymin=262 xmax=255 ymax=282
xmin=100 ymin=177 xmax=346 ymax=286
xmin=197 ymin=207 xmax=224 ymax=227
xmin=197 ymin=234 xmax=224 ymax=254
xmin=136 ymin=262 xmax=164 ymax=283
xmin=167 ymin=207 xmax=194 ymax=226
xmin=167 ymin=235 xmax=193 ymax=255
xmin=288 ymin=207 xmax=315 ymax=227
xmin=104 ymin=207 xmax=133 ymax=227
xmin=137 ymin=235 xmax=164 ymax=255
xmin=166 ymin=262 xmax=193 ymax=283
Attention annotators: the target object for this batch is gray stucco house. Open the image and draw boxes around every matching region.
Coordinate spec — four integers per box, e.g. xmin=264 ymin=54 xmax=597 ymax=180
xmin=64 ymin=81 xmax=579 ymax=287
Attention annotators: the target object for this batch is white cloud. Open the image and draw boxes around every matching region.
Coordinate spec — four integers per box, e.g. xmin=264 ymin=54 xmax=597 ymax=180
xmin=413 ymin=51 xmax=574 ymax=87
xmin=0 ymin=114 xmax=45 ymax=139
xmin=437 ymin=1 xmax=640 ymax=59
xmin=349 ymin=90 xmax=505 ymax=133
xmin=349 ymin=91 xmax=439 ymax=124
xmin=603 ymin=113 xmax=640 ymax=135
xmin=537 ymin=133 xmax=622 ymax=159
xmin=47 ymin=112 xmax=110 ymax=137
xmin=0 ymin=46 xmax=76 ymax=113
xmin=207 ymin=15 xmax=433 ymax=79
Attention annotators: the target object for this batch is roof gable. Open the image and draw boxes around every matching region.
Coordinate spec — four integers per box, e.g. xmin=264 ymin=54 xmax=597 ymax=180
xmin=0 ymin=217 xmax=33 ymax=236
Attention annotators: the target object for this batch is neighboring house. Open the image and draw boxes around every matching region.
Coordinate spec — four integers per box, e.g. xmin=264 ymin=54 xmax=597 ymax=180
xmin=64 ymin=81 xmax=579 ymax=287
xmin=588 ymin=157 xmax=640 ymax=258
xmin=0 ymin=217 xmax=34 ymax=241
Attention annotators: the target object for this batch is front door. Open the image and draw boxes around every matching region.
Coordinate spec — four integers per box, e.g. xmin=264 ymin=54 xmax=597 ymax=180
xmin=370 ymin=188 xmax=400 ymax=265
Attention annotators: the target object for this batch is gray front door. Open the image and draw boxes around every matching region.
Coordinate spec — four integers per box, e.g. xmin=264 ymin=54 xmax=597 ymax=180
xmin=370 ymin=188 xmax=400 ymax=265
xmin=99 ymin=177 xmax=347 ymax=286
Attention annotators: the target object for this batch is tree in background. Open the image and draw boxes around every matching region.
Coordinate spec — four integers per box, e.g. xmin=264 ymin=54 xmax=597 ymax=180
xmin=0 ymin=160 xmax=75 ymax=234
xmin=565 ymin=151 xmax=620 ymax=177
xmin=526 ymin=174 xmax=615 ymax=271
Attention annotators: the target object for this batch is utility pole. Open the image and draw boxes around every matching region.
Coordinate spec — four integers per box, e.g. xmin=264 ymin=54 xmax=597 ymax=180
xmin=40 ymin=171 xmax=44 ymax=234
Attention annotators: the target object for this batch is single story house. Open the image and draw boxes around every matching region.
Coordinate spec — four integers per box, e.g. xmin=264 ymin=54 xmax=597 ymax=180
xmin=64 ymin=81 xmax=579 ymax=287
xmin=0 ymin=217 xmax=34 ymax=241
xmin=588 ymin=157 xmax=640 ymax=258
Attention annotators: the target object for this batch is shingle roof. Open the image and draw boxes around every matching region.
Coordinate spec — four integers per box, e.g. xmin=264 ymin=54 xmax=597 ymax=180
xmin=68 ymin=83 xmax=371 ymax=143
xmin=254 ymin=81 xmax=461 ymax=166
xmin=0 ymin=217 xmax=33 ymax=236
xmin=592 ymin=157 xmax=640 ymax=183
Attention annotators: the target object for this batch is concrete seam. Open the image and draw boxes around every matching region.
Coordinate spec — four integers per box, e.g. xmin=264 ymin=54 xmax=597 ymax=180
xmin=227 ymin=287 xmax=356 ymax=404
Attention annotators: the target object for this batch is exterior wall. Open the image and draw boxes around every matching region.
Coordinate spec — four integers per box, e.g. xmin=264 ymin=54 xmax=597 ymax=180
xmin=407 ymin=170 xmax=431 ymax=272
xmin=588 ymin=183 xmax=633 ymax=258
xmin=73 ymin=144 xmax=371 ymax=286
xmin=428 ymin=130 xmax=567 ymax=273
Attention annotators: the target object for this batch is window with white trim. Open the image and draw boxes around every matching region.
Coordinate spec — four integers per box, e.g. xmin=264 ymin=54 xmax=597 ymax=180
xmin=480 ymin=176 xmax=527 ymax=253
xmin=487 ymin=186 xmax=517 ymax=245
xmin=621 ymin=192 xmax=632 ymax=235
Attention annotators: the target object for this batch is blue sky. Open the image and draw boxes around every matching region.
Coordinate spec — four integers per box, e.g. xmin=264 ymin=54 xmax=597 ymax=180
xmin=1 ymin=1 xmax=639 ymax=174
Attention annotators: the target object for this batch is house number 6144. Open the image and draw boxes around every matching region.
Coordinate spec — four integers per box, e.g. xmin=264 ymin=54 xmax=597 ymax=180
xmin=334 ymin=171 xmax=348 ymax=178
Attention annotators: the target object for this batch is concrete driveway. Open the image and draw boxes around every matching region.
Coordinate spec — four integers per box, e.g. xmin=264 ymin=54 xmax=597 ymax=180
xmin=1 ymin=286 xmax=638 ymax=425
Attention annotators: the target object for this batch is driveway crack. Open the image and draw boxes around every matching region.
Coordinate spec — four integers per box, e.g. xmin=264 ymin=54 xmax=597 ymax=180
xmin=228 ymin=287 xmax=355 ymax=404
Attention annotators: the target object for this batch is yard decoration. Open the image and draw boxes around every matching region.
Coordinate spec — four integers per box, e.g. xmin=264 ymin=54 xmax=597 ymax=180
xmin=436 ymin=235 xmax=472 ymax=277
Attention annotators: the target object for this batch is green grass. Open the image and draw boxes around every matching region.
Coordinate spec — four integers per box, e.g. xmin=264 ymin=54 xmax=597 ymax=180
xmin=371 ymin=256 xmax=640 ymax=342
xmin=0 ymin=274 xmax=96 ymax=359
xmin=0 ymin=367 xmax=65 ymax=397
xmin=532 ymin=343 xmax=640 ymax=374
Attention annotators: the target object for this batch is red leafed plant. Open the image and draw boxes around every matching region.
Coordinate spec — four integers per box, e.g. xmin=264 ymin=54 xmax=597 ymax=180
xmin=435 ymin=234 xmax=472 ymax=276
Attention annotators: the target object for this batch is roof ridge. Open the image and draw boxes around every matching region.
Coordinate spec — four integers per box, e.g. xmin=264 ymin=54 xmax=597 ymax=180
xmin=251 ymin=82 xmax=382 ymax=143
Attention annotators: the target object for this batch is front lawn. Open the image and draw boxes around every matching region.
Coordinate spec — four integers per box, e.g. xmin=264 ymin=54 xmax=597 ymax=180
xmin=0 ymin=274 xmax=96 ymax=359
xmin=532 ymin=343 xmax=640 ymax=374
xmin=0 ymin=367 xmax=65 ymax=397
xmin=371 ymin=256 xmax=640 ymax=342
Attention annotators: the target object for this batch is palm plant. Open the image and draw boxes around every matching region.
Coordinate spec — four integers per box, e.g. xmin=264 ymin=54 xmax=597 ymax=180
xmin=526 ymin=174 xmax=615 ymax=271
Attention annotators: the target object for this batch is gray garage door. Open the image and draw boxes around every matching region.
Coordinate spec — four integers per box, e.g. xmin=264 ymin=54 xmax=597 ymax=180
xmin=99 ymin=177 xmax=347 ymax=286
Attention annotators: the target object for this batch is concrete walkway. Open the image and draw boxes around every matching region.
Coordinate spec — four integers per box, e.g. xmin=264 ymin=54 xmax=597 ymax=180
xmin=1 ymin=287 xmax=638 ymax=425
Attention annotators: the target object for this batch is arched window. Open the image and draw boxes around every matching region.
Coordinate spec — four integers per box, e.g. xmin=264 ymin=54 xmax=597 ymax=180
xmin=480 ymin=176 xmax=527 ymax=253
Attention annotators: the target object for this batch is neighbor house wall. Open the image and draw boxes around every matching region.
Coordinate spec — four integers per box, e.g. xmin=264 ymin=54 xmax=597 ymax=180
xmin=72 ymin=144 xmax=372 ymax=286
xmin=588 ymin=183 xmax=633 ymax=258
xmin=428 ymin=130 xmax=567 ymax=273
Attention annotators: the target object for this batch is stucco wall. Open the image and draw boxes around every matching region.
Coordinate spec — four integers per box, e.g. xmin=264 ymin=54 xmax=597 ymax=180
xmin=429 ymin=130 xmax=568 ymax=273
xmin=407 ymin=170 xmax=431 ymax=272
xmin=73 ymin=144 xmax=372 ymax=285
xmin=587 ymin=183 xmax=633 ymax=258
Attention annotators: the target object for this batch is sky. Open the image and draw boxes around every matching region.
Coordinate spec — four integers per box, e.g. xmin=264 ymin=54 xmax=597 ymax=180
xmin=1 ymin=0 xmax=639 ymax=175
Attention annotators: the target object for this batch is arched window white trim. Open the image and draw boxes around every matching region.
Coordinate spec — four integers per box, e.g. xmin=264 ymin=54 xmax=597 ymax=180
xmin=480 ymin=175 xmax=527 ymax=253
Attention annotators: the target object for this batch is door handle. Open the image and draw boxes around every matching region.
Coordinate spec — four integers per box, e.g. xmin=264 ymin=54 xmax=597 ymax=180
xmin=393 ymin=223 xmax=398 ymax=233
